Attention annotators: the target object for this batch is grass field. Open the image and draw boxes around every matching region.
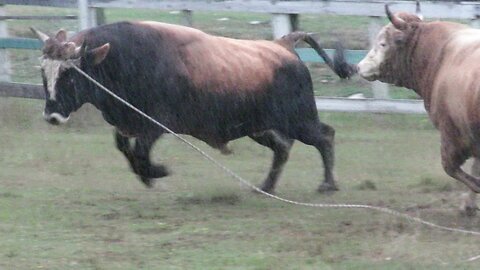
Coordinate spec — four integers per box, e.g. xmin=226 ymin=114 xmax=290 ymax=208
xmin=1 ymin=4 xmax=480 ymax=270
xmin=1 ymin=98 xmax=480 ymax=269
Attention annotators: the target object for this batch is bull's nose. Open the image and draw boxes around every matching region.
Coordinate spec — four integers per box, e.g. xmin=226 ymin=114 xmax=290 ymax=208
xmin=43 ymin=112 xmax=59 ymax=125
xmin=46 ymin=117 xmax=60 ymax=125
xmin=43 ymin=112 xmax=70 ymax=125
xmin=357 ymin=64 xmax=376 ymax=81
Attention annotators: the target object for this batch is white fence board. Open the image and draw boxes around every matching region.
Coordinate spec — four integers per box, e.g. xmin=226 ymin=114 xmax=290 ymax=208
xmin=0 ymin=82 xmax=427 ymax=114
xmin=315 ymin=97 xmax=426 ymax=114
xmin=91 ymin=1 xmax=480 ymax=19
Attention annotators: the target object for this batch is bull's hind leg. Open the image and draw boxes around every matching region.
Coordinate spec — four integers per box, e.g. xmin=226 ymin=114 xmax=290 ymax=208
xmin=295 ymin=121 xmax=338 ymax=192
xmin=459 ymin=159 xmax=480 ymax=216
xmin=440 ymin=134 xmax=480 ymax=194
xmin=249 ymin=130 xmax=293 ymax=193
xmin=114 ymin=131 xmax=169 ymax=187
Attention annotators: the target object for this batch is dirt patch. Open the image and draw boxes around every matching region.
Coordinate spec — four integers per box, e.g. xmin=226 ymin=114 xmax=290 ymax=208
xmin=100 ymin=211 xmax=121 ymax=221
xmin=133 ymin=211 xmax=167 ymax=220
xmin=176 ymin=193 xmax=241 ymax=206
xmin=0 ymin=192 xmax=21 ymax=198
xmin=355 ymin=180 xmax=377 ymax=190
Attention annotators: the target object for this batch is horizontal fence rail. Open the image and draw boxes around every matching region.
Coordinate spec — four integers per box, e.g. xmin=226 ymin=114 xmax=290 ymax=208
xmin=4 ymin=1 xmax=480 ymax=19
xmin=0 ymin=37 xmax=41 ymax=49
xmin=0 ymin=82 xmax=426 ymax=114
xmin=92 ymin=1 xmax=480 ymax=19
xmin=0 ymin=81 xmax=44 ymax=99
xmin=316 ymin=96 xmax=425 ymax=114
xmin=2 ymin=0 xmax=78 ymax=8
xmin=0 ymin=15 xmax=77 ymax=20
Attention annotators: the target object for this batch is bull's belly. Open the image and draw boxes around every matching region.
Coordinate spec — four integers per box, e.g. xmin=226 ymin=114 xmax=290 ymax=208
xmin=186 ymin=120 xmax=270 ymax=143
xmin=106 ymin=110 xmax=272 ymax=142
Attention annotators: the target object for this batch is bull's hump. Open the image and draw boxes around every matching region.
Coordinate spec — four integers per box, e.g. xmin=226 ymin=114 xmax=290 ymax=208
xmin=185 ymin=38 xmax=298 ymax=93
xmin=135 ymin=21 xmax=207 ymax=40
xmin=439 ymin=27 xmax=480 ymax=69
xmin=135 ymin=21 xmax=300 ymax=93
xmin=451 ymin=28 xmax=480 ymax=47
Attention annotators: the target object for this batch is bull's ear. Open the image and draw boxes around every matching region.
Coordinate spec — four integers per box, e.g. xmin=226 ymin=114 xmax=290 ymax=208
xmin=55 ymin=29 xmax=67 ymax=42
xmin=89 ymin=43 xmax=110 ymax=65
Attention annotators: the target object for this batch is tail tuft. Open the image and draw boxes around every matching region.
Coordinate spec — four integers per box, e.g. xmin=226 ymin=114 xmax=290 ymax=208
xmin=333 ymin=42 xmax=357 ymax=79
xmin=278 ymin=32 xmax=357 ymax=79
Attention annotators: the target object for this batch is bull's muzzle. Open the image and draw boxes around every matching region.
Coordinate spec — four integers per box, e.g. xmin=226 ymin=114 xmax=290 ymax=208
xmin=357 ymin=62 xmax=378 ymax=81
xmin=43 ymin=112 xmax=70 ymax=125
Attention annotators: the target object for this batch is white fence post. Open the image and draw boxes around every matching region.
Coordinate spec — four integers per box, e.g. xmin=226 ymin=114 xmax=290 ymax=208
xmin=182 ymin=10 xmax=193 ymax=27
xmin=473 ymin=5 xmax=480 ymax=28
xmin=0 ymin=4 xmax=11 ymax=82
xmin=78 ymin=0 xmax=89 ymax=30
xmin=271 ymin=13 xmax=293 ymax=39
xmin=80 ymin=0 xmax=104 ymax=29
xmin=88 ymin=7 xmax=105 ymax=27
xmin=369 ymin=16 xmax=389 ymax=99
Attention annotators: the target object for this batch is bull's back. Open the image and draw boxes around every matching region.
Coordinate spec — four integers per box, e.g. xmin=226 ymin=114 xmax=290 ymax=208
xmin=137 ymin=21 xmax=302 ymax=93
xmin=87 ymin=21 xmax=306 ymax=94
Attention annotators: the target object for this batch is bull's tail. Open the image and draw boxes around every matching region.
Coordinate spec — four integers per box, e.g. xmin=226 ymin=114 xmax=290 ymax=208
xmin=279 ymin=32 xmax=356 ymax=79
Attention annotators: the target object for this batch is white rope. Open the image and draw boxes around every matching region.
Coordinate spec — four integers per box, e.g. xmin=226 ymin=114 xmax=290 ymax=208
xmin=70 ymin=63 xmax=480 ymax=237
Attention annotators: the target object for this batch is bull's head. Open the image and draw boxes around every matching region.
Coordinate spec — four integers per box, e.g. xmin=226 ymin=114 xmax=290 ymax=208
xmin=31 ymin=28 xmax=110 ymax=125
xmin=357 ymin=5 xmax=422 ymax=83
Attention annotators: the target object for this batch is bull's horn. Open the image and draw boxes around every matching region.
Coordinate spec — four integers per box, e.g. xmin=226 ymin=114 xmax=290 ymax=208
xmin=30 ymin=27 xmax=49 ymax=43
xmin=385 ymin=4 xmax=407 ymax=30
xmin=75 ymin=42 xmax=88 ymax=58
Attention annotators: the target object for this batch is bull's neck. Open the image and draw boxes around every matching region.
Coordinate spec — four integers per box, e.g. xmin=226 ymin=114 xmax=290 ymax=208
xmin=399 ymin=24 xmax=456 ymax=105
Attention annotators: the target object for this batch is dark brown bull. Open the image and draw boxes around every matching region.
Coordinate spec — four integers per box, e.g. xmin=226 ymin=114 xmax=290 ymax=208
xmin=356 ymin=5 xmax=480 ymax=214
xmin=31 ymin=21 xmax=353 ymax=193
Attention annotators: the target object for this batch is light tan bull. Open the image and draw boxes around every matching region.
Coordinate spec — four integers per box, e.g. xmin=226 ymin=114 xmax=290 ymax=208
xmin=357 ymin=5 xmax=480 ymax=215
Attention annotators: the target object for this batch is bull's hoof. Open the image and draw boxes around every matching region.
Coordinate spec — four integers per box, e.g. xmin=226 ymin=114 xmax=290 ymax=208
xmin=317 ymin=182 xmax=339 ymax=193
xmin=138 ymin=166 xmax=171 ymax=188
xmin=459 ymin=192 xmax=478 ymax=217
xmin=136 ymin=165 xmax=170 ymax=179
xmin=464 ymin=206 xmax=478 ymax=217
xmin=139 ymin=176 xmax=156 ymax=188
xmin=251 ymin=184 xmax=275 ymax=195
xmin=151 ymin=165 xmax=170 ymax=178
xmin=220 ymin=147 xmax=233 ymax=155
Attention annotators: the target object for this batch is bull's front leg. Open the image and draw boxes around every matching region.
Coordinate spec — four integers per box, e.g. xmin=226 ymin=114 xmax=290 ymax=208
xmin=114 ymin=130 xmax=169 ymax=187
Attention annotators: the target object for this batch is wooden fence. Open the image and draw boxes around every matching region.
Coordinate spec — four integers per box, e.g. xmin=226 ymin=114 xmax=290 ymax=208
xmin=0 ymin=82 xmax=426 ymax=114
xmin=1 ymin=0 xmax=478 ymax=114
